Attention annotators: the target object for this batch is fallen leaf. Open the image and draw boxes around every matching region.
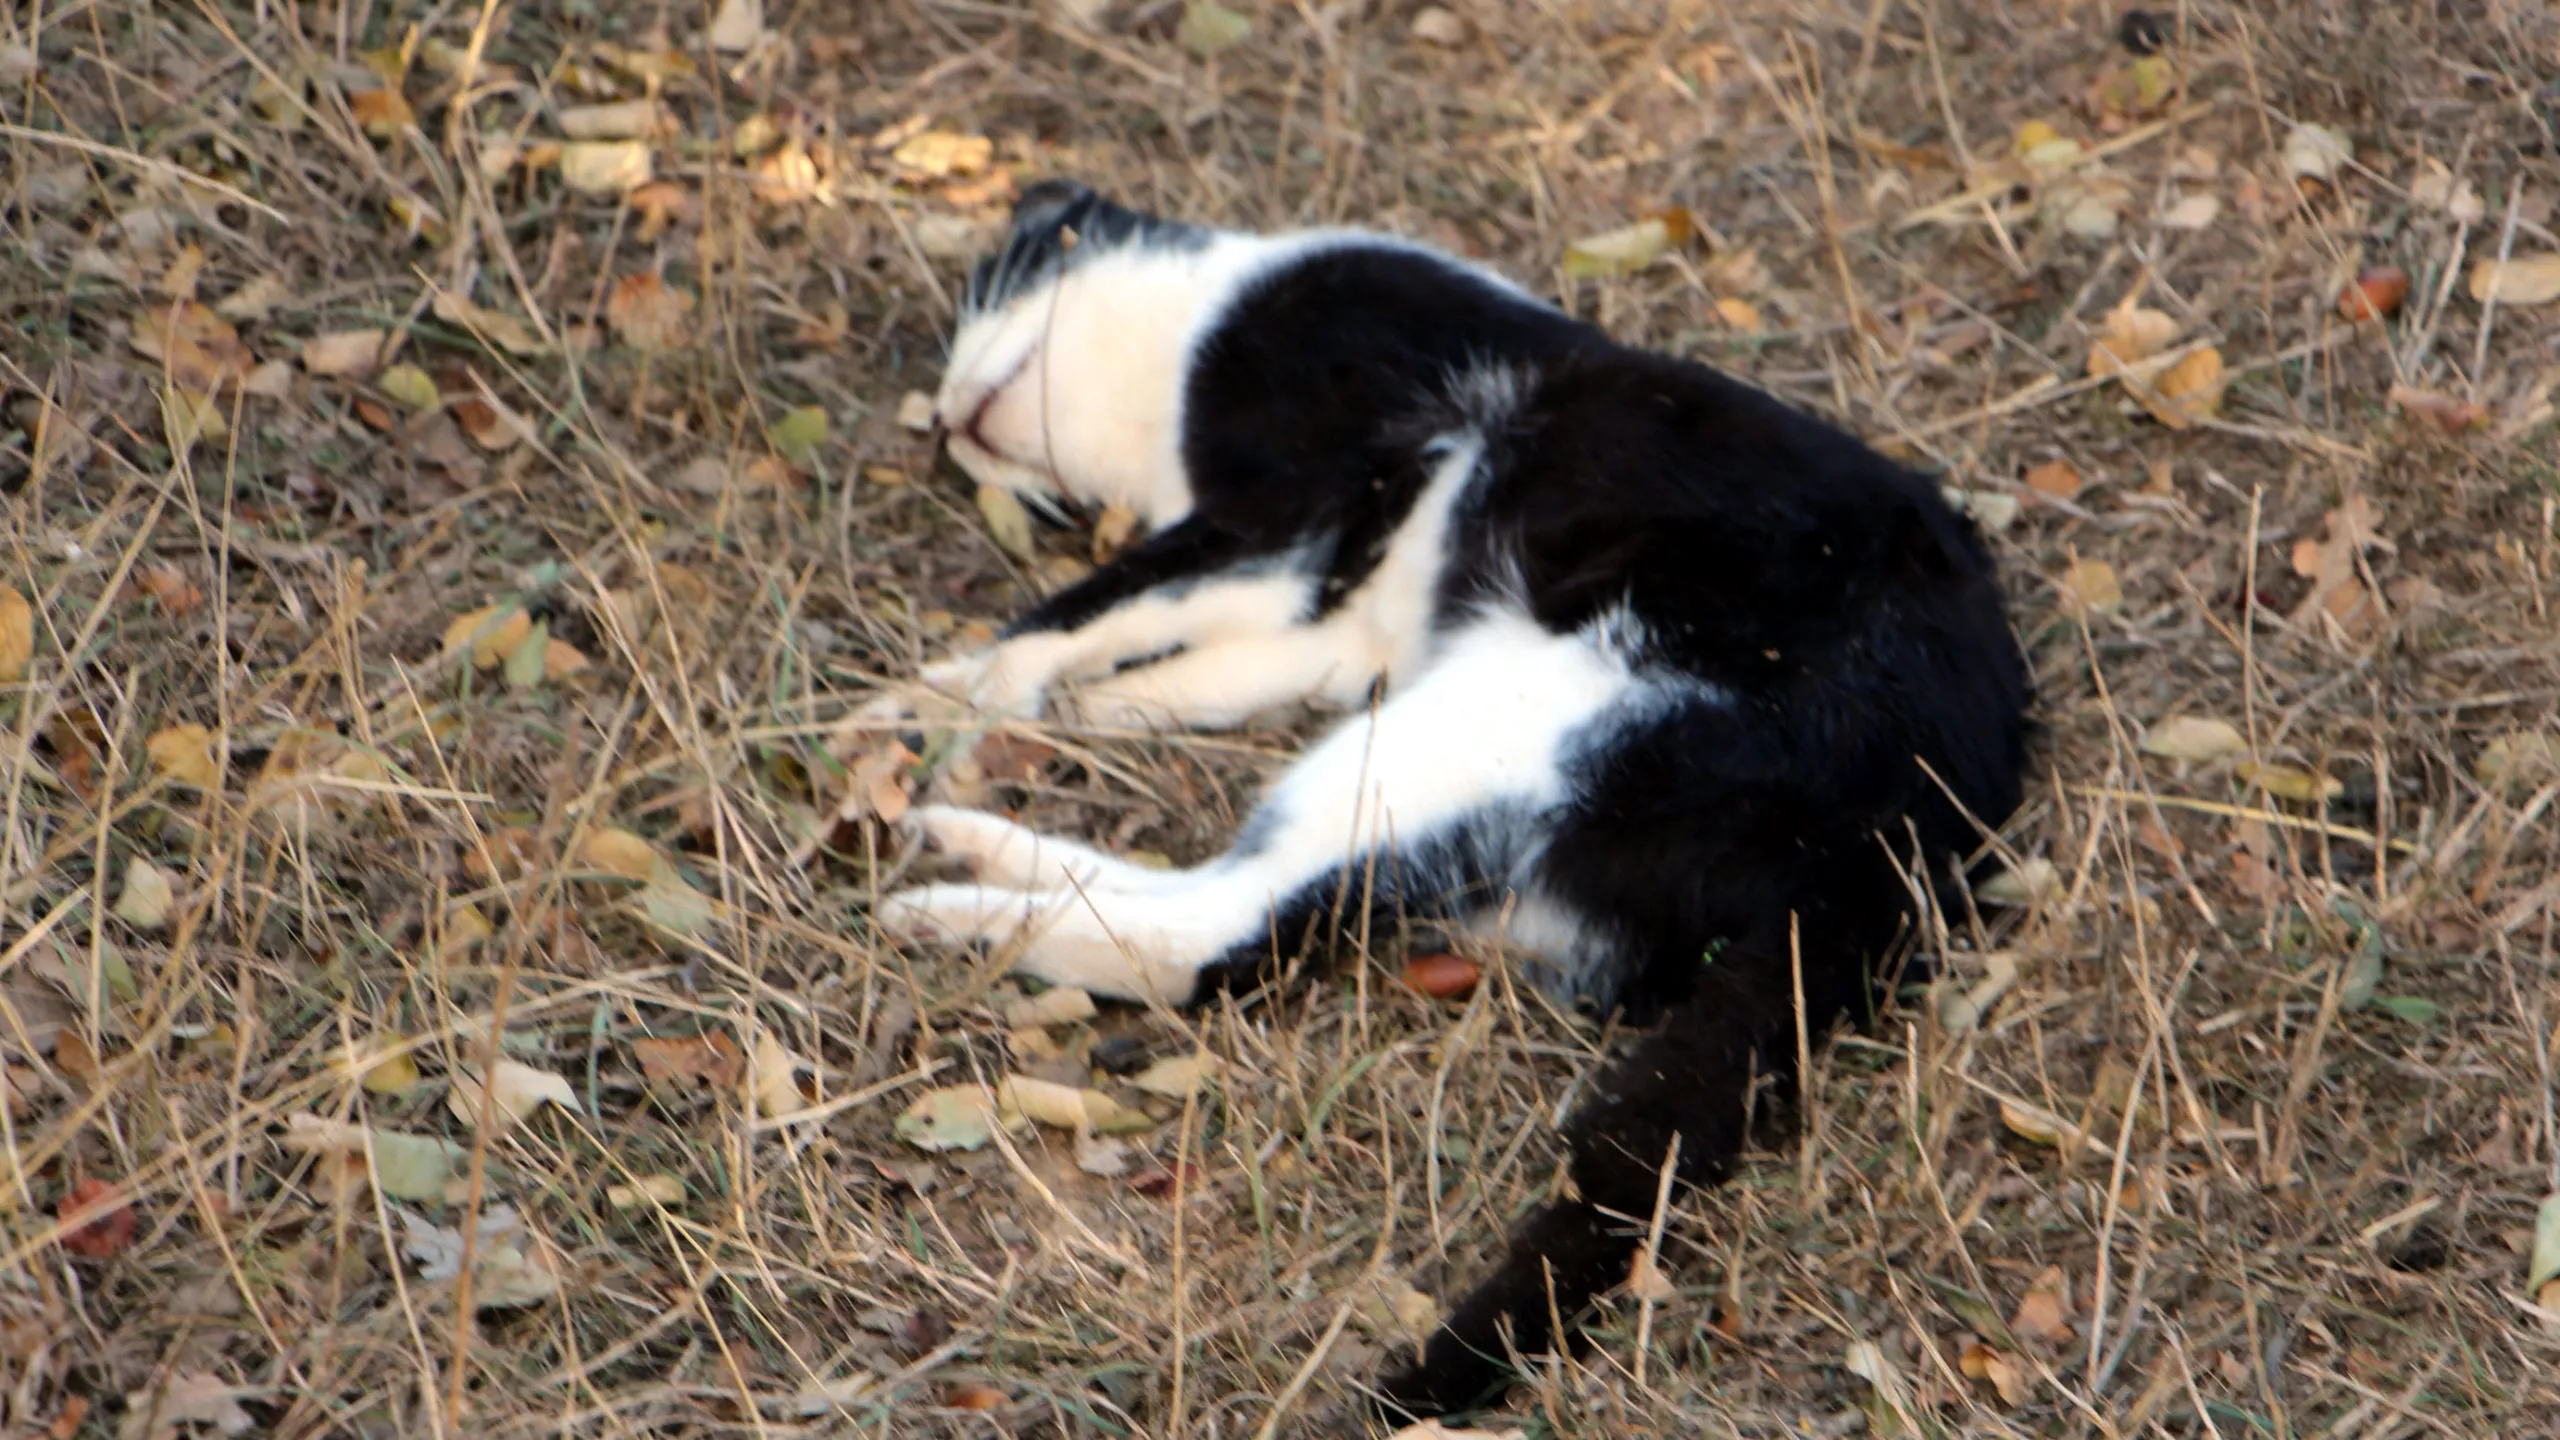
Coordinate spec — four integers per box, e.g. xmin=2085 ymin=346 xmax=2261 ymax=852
xmin=2476 ymin=732 xmax=2559 ymax=792
xmin=630 ymin=181 xmax=690 ymax=240
xmin=2411 ymin=161 xmax=2485 ymax=223
xmin=130 ymin=300 xmax=251 ymax=391
xmin=446 ymin=1059 xmax=579 ymax=1130
xmin=357 ymin=1045 xmax=422 ymax=1097
xmin=279 ymin=1114 xmax=466 ymax=1201
xmin=376 ymin=363 xmax=439 ymax=412
xmin=215 ymin=274 xmax=290 ymax=321
xmin=1130 ymin=1050 xmax=1224 ymax=1099
xmin=2468 ymin=254 xmax=2560 ymax=307
xmin=2140 ymin=715 xmax=2247 ymax=763
xmin=897 ymin=391 xmax=937 ymax=432
xmin=891 ymin=130 xmax=993 ymax=179
xmin=558 ymin=100 xmax=664 ymax=141
xmin=2339 ymin=266 xmax=2409 ymax=322
xmin=752 ymin=1031 xmax=811 ymax=1118
xmin=444 ymin=604 xmax=534 ymax=668
xmin=429 ymin=292 xmax=547 ymax=355
xmin=1943 ymin=487 xmax=2019 ymax=534
xmin=1713 ymin=295 xmax=1765 ymax=334
xmin=2528 ymin=1194 xmax=2560 ymax=1296
xmin=1410 ymin=6 xmax=1467 ymax=44
xmin=1177 ymin=0 xmax=1251 ymax=55
xmin=2084 ymin=301 xmax=2178 ymax=377
xmin=0 ymin=587 xmax=34 ymax=682
xmin=844 ymin=741 xmax=916 ymax=824
xmin=1131 ymin=1161 xmax=1206 ymax=1197
xmin=1074 ymin=1129 xmax=1137 ymax=1177
xmin=1563 ymin=210 xmax=1693 ymax=280
xmin=560 ymin=140 xmax=652 ymax=197
xmin=124 ymin=1373 xmax=257 ymax=1437
xmin=943 ymin=1383 xmax=1004 ymax=1412
xmin=605 ymin=273 xmax=695 ymax=351
xmin=2281 ymin=123 xmax=2352 ymax=184
xmin=606 ymin=1174 xmax=687 ymax=1207
xmin=349 ymin=86 xmax=415 ymax=137
xmin=1960 ymin=1341 xmax=2033 ymax=1406
xmin=708 ymin=0 xmax=764 ymax=51
xmin=300 ymin=328 xmax=388 ymax=377
xmin=2011 ymin=1266 xmax=2075 ymax=1343
xmin=400 ymin=1204 xmax=561 ymax=1308
xmin=2023 ymin=458 xmax=2083 ymax=499
xmin=1978 ymin=857 xmax=2059 ymax=906
xmin=632 ymin=1031 xmax=747 ymax=1088
xmin=895 ymin=1085 xmax=1014 ymax=1151
xmin=114 ymin=857 xmax=175 ymax=930
xmin=135 ymin=563 xmax=204 ymax=616
xmin=768 ymin=405 xmax=830 ymax=468
xmin=2061 ymin=557 xmax=2124 ymax=612
xmin=1003 ymin=987 xmax=1097 ymax=1029
xmin=57 ymin=1178 xmax=135 ymax=1259
xmin=1400 ymin=952 xmax=1481 ymax=999
xmin=2141 ymin=346 xmax=2225 ymax=428
xmin=2159 ymin=192 xmax=2221 ymax=231
xmin=2388 ymin=384 xmax=2488 ymax=432
xmin=147 ymin=724 xmax=221 ymax=788
xmin=976 ymin=482 xmax=1038 ymax=561
xmin=2237 ymin=761 xmax=2343 ymax=804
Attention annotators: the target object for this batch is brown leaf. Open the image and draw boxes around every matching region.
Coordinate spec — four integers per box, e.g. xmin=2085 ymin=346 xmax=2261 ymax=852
xmin=2468 ymin=254 xmax=2560 ymax=307
xmin=147 ymin=723 xmax=221 ymax=788
xmin=2387 ymin=384 xmax=2487 ymax=433
xmin=631 ymin=1032 xmax=746 ymax=1088
xmin=130 ymin=301 xmax=251 ymax=391
xmin=349 ymin=86 xmax=415 ymax=137
xmin=2061 ymin=557 xmax=2124 ymax=613
xmin=2339 ymin=267 xmax=2409 ymax=322
xmin=0 ymin=586 xmax=34 ymax=682
xmin=630 ymin=181 xmax=691 ymax=241
xmin=604 ymin=273 xmax=695 ymax=351
xmin=430 ymin=292 xmax=547 ymax=355
xmin=1399 ymin=952 xmax=1481 ymax=1000
xmin=300 ymin=328 xmax=389 ymax=378
xmin=2141 ymin=346 xmax=2226 ymax=429
xmin=57 ymin=1177 xmax=135 ymax=1259
xmin=2023 ymin=458 xmax=2083 ymax=499
xmin=2010 ymin=1266 xmax=2074 ymax=1344
xmin=136 ymin=563 xmax=204 ymax=617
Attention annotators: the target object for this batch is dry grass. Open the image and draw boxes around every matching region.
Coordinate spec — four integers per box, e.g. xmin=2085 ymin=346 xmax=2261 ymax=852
xmin=4 ymin=0 xmax=2559 ymax=1436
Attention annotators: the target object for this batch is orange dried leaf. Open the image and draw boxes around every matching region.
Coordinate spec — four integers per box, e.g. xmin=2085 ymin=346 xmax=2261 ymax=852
xmin=147 ymin=723 xmax=221 ymax=788
xmin=136 ymin=563 xmax=204 ymax=617
xmin=579 ymin=827 xmax=661 ymax=882
xmin=2339 ymin=267 xmax=2409 ymax=322
xmin=130 ymin=301 xmax=251 ymax=391
xmin=2011 ymin=1267 xmax=2074 ymax=1344
xmin=2023 ymin=458 xmax=2083 ymax=499
xmin=631 ymin=1032 xmax=746 ymax=1088
xmin=349 ymin=86 xmax=415 ymax=137
xmin=57 ymin=1178 xmax=135 ymax=1259
xmin=604 ymin=273 xmax=696 ymax=351
xmin=2061 ymin=558 xmax=2123 ymax=613
xmin=2387 ymin=384 xmax=2487 ymax=433
xmin=1400 ymin=952 xmax=1481 ymax=1000
xmin=2 ymin=586 xmax=36 ymax=682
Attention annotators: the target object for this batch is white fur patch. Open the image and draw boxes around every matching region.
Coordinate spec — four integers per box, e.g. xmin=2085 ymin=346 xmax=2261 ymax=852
xmin=877 ymin=611 xmax=1638 ymax=1003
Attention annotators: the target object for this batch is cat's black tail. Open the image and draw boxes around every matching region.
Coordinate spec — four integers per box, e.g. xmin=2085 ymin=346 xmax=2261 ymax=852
xmin=1375 ymin=927 xmax=1870 ymax=1421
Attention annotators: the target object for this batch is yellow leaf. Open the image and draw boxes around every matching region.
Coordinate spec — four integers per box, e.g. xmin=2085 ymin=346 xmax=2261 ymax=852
xmin=2237 ymin=761 xmax=2343 ymax=803
xmin=1177 ymin=0 xmax=1251 ymax=55
xmin=2000 ymin=1098 xmax=2084 ymax=1152
xmin=113 ymin=857 xmax=175 ymax=930
xmin=301 ymin=328 xmax=388 ymax=377
xmin=279 ymin=1114 xmax=465 ymax=1201
xmin=2140 ymin=346 xmax=2225 ymax=429
xmin=2023 ymin=458 xmax=2082 ymax=499
xmin=1714 ymin=296 xmax=1765 ymax=334
xmin=439 ymin=901 xmax=493 ymax=958
xmin=890 ymin=130 xmax=993 ymax=178
xmin=2084 ymin=301 xmax=2178 ymax=377
xmin=2468 ymin=254 xmax=2560 ymax=307
xmin=0 ymin=586 xmax=32 ymax=682
xmin=2140 ymin=715 xmax=2247 ymax=763
xmin=360 ymin=1047 xmax=423 ymax=1096
xmin=578 ymin=827 xmax=660 ymax=881
xmin=560 ymin=140 xmax=652 ymax=197
xmin=1564 ymin=215 xmax=1681 ymax=280
xmin=606 ymin=1174 xmax=687 ymax=1208
xmin=377 ymin=363 xmax=439 ymax=412
xmin=1131 ymin=1050 xmax=1224 ymax=1099
xmin=442 ymin=604 xmax=533 ymax=668
xmin=557 ymin=100 xmax=665 ymax=140
xmin=147 ymin=723 xmax=221 ymax=788
xmin=752 ymin=1031 xmax=811 ymax=1118
xmin=895 ymin=1084 xmax=1010 ymax=1151
xmin=768 ymin=405 xmax=830 ymax=468
xmin=1003 ymin=987 xmax=1098 ymax=1028
xmin=2061 ymin=558 xmax=2123 ymax=612
xmin=976 ymin=482 xmax=1038 ymax=561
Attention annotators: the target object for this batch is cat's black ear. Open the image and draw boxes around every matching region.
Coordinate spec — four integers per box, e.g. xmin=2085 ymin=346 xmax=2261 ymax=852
xmin=1009 ymin=179 xmax=1102 ymax=233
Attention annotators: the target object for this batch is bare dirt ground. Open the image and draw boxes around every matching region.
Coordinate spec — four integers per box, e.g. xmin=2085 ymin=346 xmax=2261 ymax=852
xmin=4 ymin=0 xmax=2559 ymax=1436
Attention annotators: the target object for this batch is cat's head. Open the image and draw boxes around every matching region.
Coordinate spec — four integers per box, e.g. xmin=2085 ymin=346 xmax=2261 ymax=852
xmin=933 ymin=181 xmax=1227 ymax=524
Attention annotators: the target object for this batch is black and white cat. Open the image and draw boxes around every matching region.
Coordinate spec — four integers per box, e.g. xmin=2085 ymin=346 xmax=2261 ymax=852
xmin=868 ymin=181 xmax=2030 ymax=1419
